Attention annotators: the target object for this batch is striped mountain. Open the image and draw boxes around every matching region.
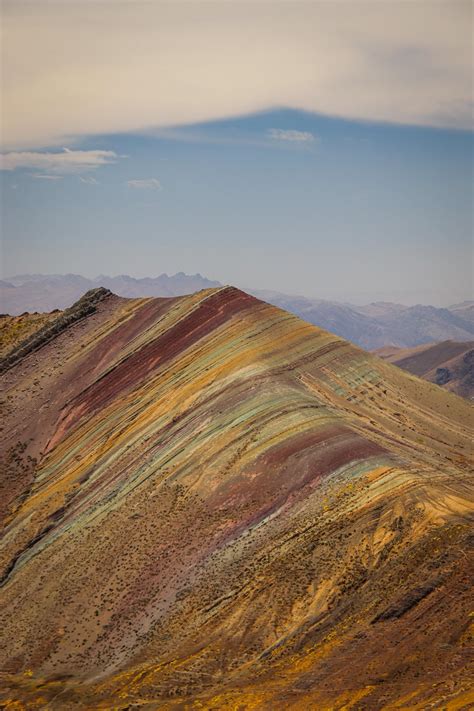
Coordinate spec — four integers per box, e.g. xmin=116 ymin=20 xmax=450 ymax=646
xmin=0 ymin=287 xmax=472 ymax=709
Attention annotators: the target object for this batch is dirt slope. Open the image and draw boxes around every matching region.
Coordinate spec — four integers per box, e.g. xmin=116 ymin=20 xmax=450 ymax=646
xmin=375 ymin=340 xmax=474 ymax=399
xmin=0 ymin=312 xmax=61 ymax=358
xmin=0 ymin=287 xmax=472 ymax=709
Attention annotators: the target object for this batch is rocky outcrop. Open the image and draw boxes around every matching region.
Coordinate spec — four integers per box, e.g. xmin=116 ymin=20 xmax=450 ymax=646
xmin=0 ymin=288 xmax=111 ymax=374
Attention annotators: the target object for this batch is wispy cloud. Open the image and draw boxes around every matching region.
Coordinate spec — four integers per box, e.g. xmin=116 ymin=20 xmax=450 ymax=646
xmin=0 ymin=148 xmax=118 ymax=174
xmin=79 ymin=176 xmax=99 ymax=185
xmin=127 ymin=178 xmax=161 ymax=190
xmin=268 ymin=129 xmax=317 ymax=143
xmin=31 ymin=173 xmax=64 ymax=180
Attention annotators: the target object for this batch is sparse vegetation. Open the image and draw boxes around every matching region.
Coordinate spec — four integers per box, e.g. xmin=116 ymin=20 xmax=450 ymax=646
xmin=0 ymin=287 xmax=111 ymax=374
xmin=0 ymin=286 xmax=471 ymax=709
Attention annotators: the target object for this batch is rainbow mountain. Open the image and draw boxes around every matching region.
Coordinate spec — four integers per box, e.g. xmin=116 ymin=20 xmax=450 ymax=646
xmin=0 ymin=286 xmax=472 ymax=709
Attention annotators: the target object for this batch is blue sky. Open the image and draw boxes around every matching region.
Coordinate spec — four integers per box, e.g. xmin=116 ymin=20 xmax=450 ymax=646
xmin=1 ymin=1 xmax=472 ymax=305
xmin=2 ymin=109 xmax=472 ymax=304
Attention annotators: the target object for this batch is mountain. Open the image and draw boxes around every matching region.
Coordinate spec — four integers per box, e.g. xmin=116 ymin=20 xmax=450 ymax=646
xmin=253 ymin=290 xmax=386 ymax=348
xmin=375 ymin=340 xmax=474 ymax=399
xmin=351 ymin=301 xmax=409 ymax=318
xmin=254 ymin=290 xmax=474 ymax=349
xmin=355 ymin=303 xmax=474 ymax=347
xmin=448 ymin=300 xmax=474 ymax=327
xmin=0 ymin=287 xmax=471 ymax=709
xmin=2 ymin=276 xmax=473 ymax=349
xmin=0 ymin=272 xmax=221 ymax=314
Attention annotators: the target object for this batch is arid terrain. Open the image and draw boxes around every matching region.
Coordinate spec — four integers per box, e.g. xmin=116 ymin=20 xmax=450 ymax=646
xmin=375 ymin=341 xmax=474 ymax=400
xmin=0 ymin=287 xmax=472 ymax=709
xmin=0 ymin=312 xmax=60 ymax=358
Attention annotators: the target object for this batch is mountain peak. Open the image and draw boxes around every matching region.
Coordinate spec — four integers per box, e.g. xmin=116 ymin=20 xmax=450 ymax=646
xmin=0 ymin=285 xmax=471 ymax=708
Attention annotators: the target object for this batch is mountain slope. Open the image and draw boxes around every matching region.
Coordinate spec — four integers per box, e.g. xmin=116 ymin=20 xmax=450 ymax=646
xmin=375 ymin=340 xmax=474 ymax=399
xmin=0 ymin=312 xmax=60 ymax=357
xmin=0 ymin=287 xmax=472 ymax=709
xmin=447 ymin=302 xmax=474 ymax=331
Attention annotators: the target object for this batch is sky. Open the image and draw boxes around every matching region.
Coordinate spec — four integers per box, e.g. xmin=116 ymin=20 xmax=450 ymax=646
xmin=1 ymin=0 xmax=472 ymax=305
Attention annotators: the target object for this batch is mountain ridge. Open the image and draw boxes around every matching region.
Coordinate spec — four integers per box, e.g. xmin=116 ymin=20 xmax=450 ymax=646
xmin=0 ymin=286 xmax=472 ymax=708
xmin=1 ymin=275 xmax=473 ymax=349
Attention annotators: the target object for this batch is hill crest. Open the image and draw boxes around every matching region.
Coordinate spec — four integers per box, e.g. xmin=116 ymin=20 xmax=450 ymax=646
xmin=2 ymin=275 xmax=473 ymax=349
xmin=0 ymin=286 xmax=472 ymax=709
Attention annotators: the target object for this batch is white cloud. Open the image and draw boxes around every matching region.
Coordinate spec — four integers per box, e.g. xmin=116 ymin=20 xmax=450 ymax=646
xmin=0 ymin=148 xmax=118 ymax=173
xmin=268 ymin=129 xmax=316 ymax=143
xmin=31 ymin=174 xmax=64 ymax=180
xmin=127 ymin=178 xmax=161 ymax=190
xmin=79 ymin=176 xmax=99 ymax=185
xmin=2 ymin=1 xmax=472 ymax=149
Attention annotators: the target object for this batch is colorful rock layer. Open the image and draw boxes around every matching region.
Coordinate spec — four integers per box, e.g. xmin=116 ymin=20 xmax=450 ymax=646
xmin=0 ymin=287 xmax=472 ymax=709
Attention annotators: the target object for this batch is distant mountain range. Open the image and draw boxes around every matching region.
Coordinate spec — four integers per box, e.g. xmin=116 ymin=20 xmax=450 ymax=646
xmin=1 ymin=274 xmax=473 ymax=349
xmin=252 ymin=290 xmax=474 ymax=350
xmin=0 ymin=273 xmax=220 ymax=314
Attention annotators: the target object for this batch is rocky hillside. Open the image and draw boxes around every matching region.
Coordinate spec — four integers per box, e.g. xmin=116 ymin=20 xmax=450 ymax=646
xmin=0 ymin=312 xmax=60 ymax=358
xmin=375 ymin=340 xmax=474 ymax=399
xmin=0 ymin=287 xmax=472 ymax=709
